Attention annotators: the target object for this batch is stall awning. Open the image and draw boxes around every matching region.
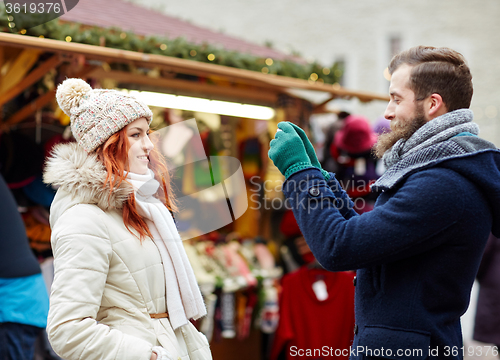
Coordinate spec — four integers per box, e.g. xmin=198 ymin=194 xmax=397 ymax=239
xmin=0 ymin=32 xmax=389 ymax=128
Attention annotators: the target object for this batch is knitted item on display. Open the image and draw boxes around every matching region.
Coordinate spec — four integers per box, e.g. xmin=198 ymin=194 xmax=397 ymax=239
xmin=220 ymin=291 xmax=236 ymax=338
xmin=56 ymin=78 xmax=153 ymax=153
xmin=200 ymin=293 xmax=218 ymax=342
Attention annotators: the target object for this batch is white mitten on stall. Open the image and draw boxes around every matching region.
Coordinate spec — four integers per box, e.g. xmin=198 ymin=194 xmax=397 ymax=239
xmin=151 ymin=346 xmax=173 ymax=360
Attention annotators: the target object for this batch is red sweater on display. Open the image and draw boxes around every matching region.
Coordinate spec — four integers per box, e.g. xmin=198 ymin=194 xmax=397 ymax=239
xmin=271 ymin=267 xmax=355 ymax=360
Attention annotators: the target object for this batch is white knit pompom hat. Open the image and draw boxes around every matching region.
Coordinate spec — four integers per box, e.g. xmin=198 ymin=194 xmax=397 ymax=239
xmin=56 ymin=78 xmax=153 ymax=152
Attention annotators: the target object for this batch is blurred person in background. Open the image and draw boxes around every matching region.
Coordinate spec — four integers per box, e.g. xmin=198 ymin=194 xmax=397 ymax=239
xmin=269 ymin=46 xmax=500 ymax=359
xmin=321 ymin=111 xmax=351 ymax=174
xmin=278 ymin=209 xmax=315 ymax=273
xmin=473 ymin=234 xmax=500 ymax=357
xmin=329 ymin=114 xmax=380 ymax=213
xmin=0 ymin=174 xmax=49 ymax=360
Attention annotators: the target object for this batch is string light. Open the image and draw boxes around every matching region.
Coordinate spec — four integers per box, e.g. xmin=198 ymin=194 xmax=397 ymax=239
xmin=190 ymin=50 xmax=197 ymax=56
xmin=265 ymin=58 xmax=273 ymax=66
xmin=207 ymin=54 xmax=215 ymax=61
xmin=309 ymin=73 xmax=318 ymax=81
xmin=160 ymin=44 xmax=167 ymax=50
xmin=120 ymin=32 xmax=127 ymax=39
xmin=8 ymin=22 xmax=15 ymax=28
xmin=20 ymin=29 xmax=26 ymax=34
xmin=65 ymin=36 xmax=72 ymax=42
xmin=322 ymin=68 xmax=330 ymax=75
xmin=39 ymin=35 xmax=44 ymax=39
xmin=261 ymin=67 xmax=269 ymax=74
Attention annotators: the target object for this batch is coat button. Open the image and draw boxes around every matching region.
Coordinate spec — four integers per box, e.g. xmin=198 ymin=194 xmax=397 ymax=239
xmin=353 ymin=276 xmax=357 ymax=286
xmin=309 ymin=187 xmax=320 ymax=197
xmin=354 ymin=324 xmax=358 ymax=335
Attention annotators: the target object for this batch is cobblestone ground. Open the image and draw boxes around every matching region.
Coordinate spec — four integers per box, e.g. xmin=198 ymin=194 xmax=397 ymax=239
xmin=464 ymin=340 xmax=499 ymax=360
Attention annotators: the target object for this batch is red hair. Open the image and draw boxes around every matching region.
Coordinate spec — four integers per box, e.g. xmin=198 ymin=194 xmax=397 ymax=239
xmin=95 ymin=127 xmax=178 ymax=241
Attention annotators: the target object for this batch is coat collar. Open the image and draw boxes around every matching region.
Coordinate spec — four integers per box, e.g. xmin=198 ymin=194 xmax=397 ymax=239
xmin=43 ymin=142 xmax=132 ymax=211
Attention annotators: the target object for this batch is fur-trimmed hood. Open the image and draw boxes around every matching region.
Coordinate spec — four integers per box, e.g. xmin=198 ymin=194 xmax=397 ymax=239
xmin=43 ymin=142 xmax=132 ymax=214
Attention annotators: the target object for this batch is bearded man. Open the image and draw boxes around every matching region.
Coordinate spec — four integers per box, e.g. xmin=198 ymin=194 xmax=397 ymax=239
xmin=268 ymin=46 xmax=500 ymax=359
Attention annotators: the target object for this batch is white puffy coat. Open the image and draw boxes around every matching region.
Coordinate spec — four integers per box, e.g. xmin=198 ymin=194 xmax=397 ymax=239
xmin=43 ymin=143 xmax=212 ymax=360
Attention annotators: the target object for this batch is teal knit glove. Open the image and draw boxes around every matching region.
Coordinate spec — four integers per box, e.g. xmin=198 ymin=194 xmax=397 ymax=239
xmin=288 ymin=122 xmax=331 ymax=181
xmin=268 ymin=122 xmax=314 ymax=178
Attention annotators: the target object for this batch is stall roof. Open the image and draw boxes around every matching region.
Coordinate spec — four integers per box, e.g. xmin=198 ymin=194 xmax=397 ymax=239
xmin=59 ymin=0 xmax=299 ymax=62
xmin=0 ymin=32 xmax=389 ymax=129
xmin=0 ymin=33 xmax=389 ymax=100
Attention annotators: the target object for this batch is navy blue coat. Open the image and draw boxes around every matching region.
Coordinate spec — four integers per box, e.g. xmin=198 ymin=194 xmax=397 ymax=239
xmin=283 ymin=149 xmax=500 ymax=360
xmin=0 ymin=174 xmax=41 ymax=278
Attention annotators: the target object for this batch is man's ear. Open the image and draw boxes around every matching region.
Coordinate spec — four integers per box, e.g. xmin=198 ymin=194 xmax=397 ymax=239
xmin=426 ymin=93 xmax=448 ymax=119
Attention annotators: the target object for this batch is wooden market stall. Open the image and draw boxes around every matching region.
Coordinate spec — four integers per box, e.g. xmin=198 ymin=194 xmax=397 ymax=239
xmin=0 ymin=22 xmax=388 ymax=360
xmin=0 ymin=32 xmax=388 ymax=131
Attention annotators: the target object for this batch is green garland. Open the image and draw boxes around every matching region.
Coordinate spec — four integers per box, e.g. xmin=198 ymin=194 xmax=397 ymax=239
xmin=0 ymin=9 xmax=343 ymax=84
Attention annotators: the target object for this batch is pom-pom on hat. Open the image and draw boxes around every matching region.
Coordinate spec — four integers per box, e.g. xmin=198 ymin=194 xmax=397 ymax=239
xmin=56 ymin=78 xmax=153 ymax=152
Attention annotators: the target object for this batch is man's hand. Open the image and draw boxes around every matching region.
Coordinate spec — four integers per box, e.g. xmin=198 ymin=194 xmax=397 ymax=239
xmin=288 ymin=122 xmax=331 ymax=180
xmin=268 ymin=122 xmax=314 ymax=178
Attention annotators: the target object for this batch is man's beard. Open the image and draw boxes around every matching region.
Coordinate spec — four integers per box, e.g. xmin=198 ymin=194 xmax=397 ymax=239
xmin=374 ymin=105 xmax=427 ymax=159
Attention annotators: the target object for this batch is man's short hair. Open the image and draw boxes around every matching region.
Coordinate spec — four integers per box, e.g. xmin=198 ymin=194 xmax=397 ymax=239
xmin=388 ymin=46 xmax=473 ymax=111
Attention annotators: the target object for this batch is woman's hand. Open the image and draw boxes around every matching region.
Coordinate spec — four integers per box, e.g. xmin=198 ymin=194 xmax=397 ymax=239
xmin=151 ymin=346 xmax=172 ymax=360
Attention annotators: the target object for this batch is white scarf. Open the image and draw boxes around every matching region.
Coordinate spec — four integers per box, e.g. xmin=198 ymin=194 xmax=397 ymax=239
xmin=126 ymin=170 xmax=206 ymax=329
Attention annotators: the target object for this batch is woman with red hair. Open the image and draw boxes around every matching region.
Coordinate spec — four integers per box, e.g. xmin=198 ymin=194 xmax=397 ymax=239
xmin=43 ymin=79 xmax=211 ymax=360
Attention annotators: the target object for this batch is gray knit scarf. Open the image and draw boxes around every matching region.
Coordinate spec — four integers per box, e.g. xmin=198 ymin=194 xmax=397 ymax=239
xmin=373 ymin=109 xmax=496 ymax=191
